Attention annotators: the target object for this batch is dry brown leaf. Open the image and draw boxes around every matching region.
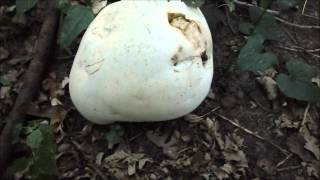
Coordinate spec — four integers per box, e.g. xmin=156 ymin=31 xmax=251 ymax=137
xmin=91 ymin=0 xmax=107 ymax=14
xmin=213 ymin=164 xmax=231 ymax=180
xmin=256 ymin=76 xmax=278 ymax=100
xmin=0 ymin=86 xmax=11 ymax=99
xmin=302 ymin=160 xmax=320 ymax=178
xmin=207 ymin=88 xmax=216 ymax=99
xmin=274 ymin=113 xmax=299 ymax=129
xmin=287 ymin=133 xmax=315 ymax=162
xmin=42 ymin=74 xmax=65 ymax=103
xmin=127 ymin=162 xmax=136 ymax=176
xmin=103 ymin=149 xmax=152 ymax=176
xmin=184 ymin=114 xmax=204 ymax=123
xmin=257 ymin=158 xmax=276 ymax=175
xmin=146 ymin=131 xmax=178 ymax=159
xmin=19 ymin=102 xmax=68 ymax=131
xmin=4 ymin=70 xmax=20 ymax=83
xmin=300 ymin=126 xmax=320 ymax=160
xmin=0 ymin=46 xmax=9 ymax=61
xmin=95 ymin=152 xmax=104 ymax=166
xmin=61 ymin=76 xmax=69 ymax=89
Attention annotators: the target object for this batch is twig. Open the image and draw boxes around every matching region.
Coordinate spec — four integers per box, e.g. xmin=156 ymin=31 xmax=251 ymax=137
xmin=186 ymin=106 xmax=221 ymax=122
xmin=299 ymin=103 xmax=310 ymax=132
xmin=277 ymin=165 xmax=302 ymax=172
xmin=199 ymin=106 xmax=221 ymax=118
xmin=88 ymin=164 xmax=109 ymax=180
xmin=276 ymin=153 xmax=293 ymax=167
xmin=301 ymin=0 xmax=308 ymax=15
xmin=56 ymin=54 xmax=75 ymax=60
xmin=213 ymin=112 xmax=290 ymax=155
xmin=277 ymin=46 xmax=320 ymax=53
xmin=233 ymin=0 xmax=280 ymax=15
xmin=275 ymin=17 xmax=320 ymax=29
xmin=0 ymin=5 xmax=60 ymax=177
xmin=233 ymin=0 xmax=320 ymax=29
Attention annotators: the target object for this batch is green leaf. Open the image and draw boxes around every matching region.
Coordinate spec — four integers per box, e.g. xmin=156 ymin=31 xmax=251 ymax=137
xmin=28 ymin=123 xmax=58 ymax=176
xmin=8 ymin=157 xmax=31 ymax=175
xmin=55 ymin=0 xmax=70 ymax=13
xmin=0 ymin=75 xmax=11 ymax=86
xmin=286 ymin=59 xmax=316 ymax=81
xmin=259 ymin=0 xmax=273 ymax=9
xmin=239 ymin=22 xmax=254 ymax=35
xmin=16 ymin=0 xmax=38 ymax=14
xmin=276 ymin=0 xmax=297 ymax=9
xmin=238 ymin=34 xmax=278 ymax=71
xmin=249 ymin=7 xmax=279 ymax=40
xmin=106 ymin=124 xmax=124 ymax=149
xmin=59 ymin=5 xmax=94 ymax=48
xmin=224 ymin=0 xmax=235 ymax=12
xmin=276 ymin=74 xmax=320 ymax=102
xmin=26 ymin=129 xmax=43 ymax=149
xmin=13 ymin=123 xmax=23 ymax=144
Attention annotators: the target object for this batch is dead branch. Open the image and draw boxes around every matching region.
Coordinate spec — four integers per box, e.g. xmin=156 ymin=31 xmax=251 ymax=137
xmin=213 ymin=112 xmax=290 ymax=155
xmin=0 ymin=6 xmax=60 ymax=177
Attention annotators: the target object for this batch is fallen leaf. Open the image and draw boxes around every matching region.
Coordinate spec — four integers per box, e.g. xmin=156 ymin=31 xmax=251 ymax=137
xmin=127 ymin=162 xmax=136 ymax=176
xmin=61 ymin=76 xmax=69 ymax=89
xmin=256 ymin=76 xmax=278 ymax=100
xmin=42 ymin=74 xmax=65 ymax=101
xmin=0 ymin=47 xmax=9 ymax=61
xmin=3 ymin=70 xmax=20 ymax=83
xmin=257 ymin=158 xmax=276 ymax=175
xmin=0 ymin=86 xmax=11 ymax=99
xmin=184 ymin=114 xmax=204 ymax=123
xmin=300 ymin=126 xmax=320 ymax=160
xmin=302 ymin=160 xmax=320 ymax=178
xmin=274 ymin=113 xmax=300 ymax=129
xmin=146 ymin=131 xmax=178 ymax=159
xmin=91 ymin=0 xmax=107 ymax=14
xmin=286 ymin=133 xmax=314 ymax=162
xmin=103 ymin=149 xmax=152 ymax=176
xmin=95 ymin=152 xmax=104 ymax=166
xmin=19 ymin=103 xmax=68 ymax=131
xmin=213 ymin=164 xmax=231 ymax=180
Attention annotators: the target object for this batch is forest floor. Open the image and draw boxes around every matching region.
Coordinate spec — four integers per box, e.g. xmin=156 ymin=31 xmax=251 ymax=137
xmin=0 ymin=0 xmax=319 ymax=179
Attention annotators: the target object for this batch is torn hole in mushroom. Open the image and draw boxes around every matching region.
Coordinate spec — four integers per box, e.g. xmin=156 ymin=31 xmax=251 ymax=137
xmin=168 ymin=12 xmax=208 ymax=66
xmin=171 ymin=49 xmax=208 ymax=68
xmin=201 ymin=50 xmax=208 ymax=66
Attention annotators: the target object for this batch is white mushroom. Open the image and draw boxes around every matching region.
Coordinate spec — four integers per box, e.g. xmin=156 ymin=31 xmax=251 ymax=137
xmin=69 ymin=0 xmax=213 ymax=124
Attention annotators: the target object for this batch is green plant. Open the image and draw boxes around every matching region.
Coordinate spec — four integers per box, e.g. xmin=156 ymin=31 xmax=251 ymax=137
xmin=237 ymin=0 xmax=320 ymax=102
xmin=14 ymin=0 xmax=95 ymax=48
xmin=8 ymin=120 xmax=58 ymax=179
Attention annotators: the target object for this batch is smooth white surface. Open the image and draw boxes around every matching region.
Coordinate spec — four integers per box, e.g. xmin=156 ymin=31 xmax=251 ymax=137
xmin=69 ymin=0 xmax=213 ymax=124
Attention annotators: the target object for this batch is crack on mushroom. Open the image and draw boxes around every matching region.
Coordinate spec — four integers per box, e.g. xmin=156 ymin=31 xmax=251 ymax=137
xmin=84 ymin=59 xmax=105 ymax=75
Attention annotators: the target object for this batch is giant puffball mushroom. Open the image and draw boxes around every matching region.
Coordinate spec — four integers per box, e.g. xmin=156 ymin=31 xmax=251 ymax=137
xmin=69 ymin=0 xmax=213 ymax=124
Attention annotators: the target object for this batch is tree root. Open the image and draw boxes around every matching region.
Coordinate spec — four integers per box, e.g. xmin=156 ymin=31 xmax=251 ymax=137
xmin=0 ymin=6 xmax=60 ymax=177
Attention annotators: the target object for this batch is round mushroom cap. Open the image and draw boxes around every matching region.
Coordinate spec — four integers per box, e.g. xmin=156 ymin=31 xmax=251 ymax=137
xmin=69 ymin=0 xmax=214 ymax=124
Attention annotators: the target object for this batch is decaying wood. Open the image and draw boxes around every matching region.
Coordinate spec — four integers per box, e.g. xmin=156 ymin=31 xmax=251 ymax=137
xmin=0 ymin=7 xmax=60 ymax=177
